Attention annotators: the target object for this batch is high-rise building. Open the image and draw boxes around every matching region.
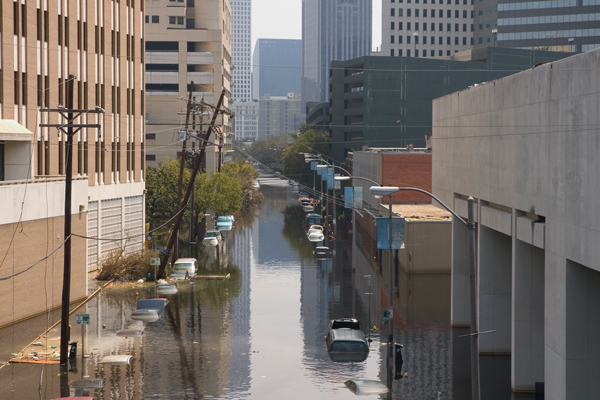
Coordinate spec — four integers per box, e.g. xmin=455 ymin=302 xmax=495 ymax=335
xmin=231 ymin=100 xmax=259 ymax=141
xmin=301 ymin=0 xmax=372 ymax=104
xmin=258 ymin=94 xmax=303 ymax=140
xmin=232 ymin=0 xmax=252 ymax=103
xmin=252 ymin=39 xmax=302 ymax=99
xmin=144 ymin=0 xmax=233 ymax=170
xmin=473 ymin=0 xmax=600 ymax=52
xmin=0 ymin=0 xmax=145 ymax=325
xmin=381 ymin=0 xmax=474 ymax=57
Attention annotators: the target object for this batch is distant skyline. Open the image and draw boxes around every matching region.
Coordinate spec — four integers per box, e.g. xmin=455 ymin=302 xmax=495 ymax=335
xmin=251 ymin=0 xmax=382 ymax=55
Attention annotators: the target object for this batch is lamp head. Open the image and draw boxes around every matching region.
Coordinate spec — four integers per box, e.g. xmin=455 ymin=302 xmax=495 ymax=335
xmin=334 ymin=176 xmax=351 ymax=181
xmin=369 ymin=186 xmax=400 ymax=197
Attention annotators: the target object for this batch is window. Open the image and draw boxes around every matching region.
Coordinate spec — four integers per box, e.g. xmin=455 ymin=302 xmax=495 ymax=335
xmin=407 ymin=9 xmax=411 ymax=17
xmin=424 ymin=23 xmax=427 ymax=30
xmin=447 ymin=36 xmax=451 ymax=44
xmin=399 ymin=8 xmax=403 ymax=16
xmin=447 ymin=10 xmax=451 ymax=18
xmin=407 ymin=22 xmax=411 ymax=30
xmin=407 ymin=35 xmax=411 ymax=44
xmin=439 ymin=50 xmax=443 ymax=56
xmin=463 ymin=37 xmax=467 ymax=45
xmin=146 ymin=133 xmax=156 ymax=140
xmin=391 ymin=21 xmax=395 ymax=30
xmin=415 ymin=22 xmax=419 ymax=30
xmin=415 ymin=49 xmax=419 ymax=57
xmin=169 ymin=16 xmax=176 ymax=24
xmin=391 ymin=49 xmax=395 ymax=56
xmin=463 ymin=24 xmax=467 ymax=31
xmin=438 ymin=9 xmax=443 ymax=17
xmin=415 ymin=35 xmax=419 ymax=44
xmin=151 ymin=15 xmax=159 ymax=23
xmin=186 ymin=19 xmax=195 ymax=28
xmin=399 ymin=22 xmax=403 ymax=30
xmin=455 ymin=24 xmax=458 ymax=31
xmin=439 ymin=36 xmax=442 ymax=44
xmin=447 ymin=23 xmax=451 ymax=31
xmin=399 ymin=49 xmax=403 ymax=56
xmin=391 ymin=35 xmax=395 ymax=43
xmin=177 ymin=17 xmax=184 ymax=25
xmin=463 ymin=10 xmax=467 ymax=18
xmin=455 ymin=37 xmax=458 ymax=45
xmin=431 ymin=23 xmax=435 ymax=31
xmin=146 ymin=155 xmax=156 ymax=161
xmin=415 ymin=9 xmax=419 ymax=17
xmin=145 ymin=15 xmax=149 ymax=23
xmin=439 ymin=23 xmax=443 ymax=30
xmin=399 ymin=35 xmax=403 ymax=43
xmin=391 ymin=8 xmax=395 ymax=16
xmin=431 ymin=50 xmax=435 ymax=56
xmin=455 ymin=10 xmax=459 ymax=18
xmin=431 ymin=35 xmax=434 ymax=43
xmin=423 ymin=9 xmax=427 ymax=17
xmin=423 ymin=36 xmax=427 ymax=44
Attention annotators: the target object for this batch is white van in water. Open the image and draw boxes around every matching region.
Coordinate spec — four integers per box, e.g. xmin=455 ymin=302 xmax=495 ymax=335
xmin=170 ymin=258 xmax=198 ymax=279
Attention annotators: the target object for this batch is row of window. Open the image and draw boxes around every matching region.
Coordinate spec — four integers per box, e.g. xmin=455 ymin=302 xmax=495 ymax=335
xmin=144 ymin=15 xmax=196 ymax=28
xmin=168 ymin=0 xmax=196 ymax=5
xmin=390 ymin=49 xmax=457 ymax=56
xmin=497 ymin=0 xmax=600 ymax=11
xmin=498 ymin=28 xmax=600 ymax=41
xmin=391 ymin=35 xmax=472 ymax=45
xmin=499 ymin=13 xmax=600 ymax=26
xmin=391 ymin=21 xmax=473 ymax=31
xmin=391 ymin=0 xmax=472 ymax=4
xmin=391 ymin=8 xmax=470 ymax=18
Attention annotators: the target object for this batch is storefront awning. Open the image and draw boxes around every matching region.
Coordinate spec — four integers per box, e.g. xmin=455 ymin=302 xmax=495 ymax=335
xmin=0 ymin=120 xmax=34 ymax=142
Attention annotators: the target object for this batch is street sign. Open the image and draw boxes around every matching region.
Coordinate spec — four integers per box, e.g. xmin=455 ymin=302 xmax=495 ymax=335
xmin=150 ymin=258 xmax=160 ymax=266
xmin=380 ymin=309 xmax=393 ymax=325
xmin=75 ymin=313 xmax=90 ymax=325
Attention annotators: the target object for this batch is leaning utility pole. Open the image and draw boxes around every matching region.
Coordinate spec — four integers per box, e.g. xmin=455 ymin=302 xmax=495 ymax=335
xmin=156 ymin=90 xmax=227 ymax=278
xmin=40 ymin=74 xmax=104 ymax=371
xmin=173 ymin=83 xmax=195 ymax=261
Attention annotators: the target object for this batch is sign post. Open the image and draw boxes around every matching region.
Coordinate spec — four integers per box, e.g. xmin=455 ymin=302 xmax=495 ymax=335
xmin=75 ymin=313 xmax=90 ymax=376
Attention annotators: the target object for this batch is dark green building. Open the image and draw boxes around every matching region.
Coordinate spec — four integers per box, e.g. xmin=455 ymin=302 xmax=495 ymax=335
xmin=328 ymin=47 xmax=572 ymax=162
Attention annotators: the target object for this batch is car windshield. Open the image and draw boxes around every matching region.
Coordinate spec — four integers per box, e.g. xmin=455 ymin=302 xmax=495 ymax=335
xmin=217 ymin=217 xmax=230 ymax=221
xmin=174 ymin=263 xmax=193 ymax=270
xmin=205 ymin=231 xmax=220 ymax=237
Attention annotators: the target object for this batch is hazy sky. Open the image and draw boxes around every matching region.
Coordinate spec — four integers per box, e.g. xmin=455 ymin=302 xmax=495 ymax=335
xmin=251 ymin=0 xmax=382 ymax=55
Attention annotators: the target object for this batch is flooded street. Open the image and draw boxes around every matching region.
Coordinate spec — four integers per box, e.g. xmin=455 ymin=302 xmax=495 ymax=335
xmin=0 ymin=181 xmax=525 ymax=399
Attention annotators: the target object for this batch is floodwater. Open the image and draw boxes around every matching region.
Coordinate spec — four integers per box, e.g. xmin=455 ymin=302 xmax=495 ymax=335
xmin=0 ymin=180 xmax=533 ymax=399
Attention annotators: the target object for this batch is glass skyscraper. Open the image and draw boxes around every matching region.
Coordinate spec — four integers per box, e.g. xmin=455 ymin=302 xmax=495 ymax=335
xmin=474 ymin=0 xmax=600 ymax=52
xmin=252 ymin=39 xmax=302 ymax=99
xmin=302 ymin=0 xmax=372 ymax=105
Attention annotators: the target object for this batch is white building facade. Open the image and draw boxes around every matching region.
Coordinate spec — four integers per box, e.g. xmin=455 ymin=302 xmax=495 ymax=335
xmin=381 ymin=0 xmax=473 ymax=57
xmin=257 ymin=94 xmax=303 ymax=141
xmin=231 ymin=101 xmax=259 ymax=141
xmin=232 ymin=0 xmax=252 ymax=103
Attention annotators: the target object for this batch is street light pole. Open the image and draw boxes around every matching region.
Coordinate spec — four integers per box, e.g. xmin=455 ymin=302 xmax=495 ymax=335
xmin=387 ymin=193 xmax=393 ymax=345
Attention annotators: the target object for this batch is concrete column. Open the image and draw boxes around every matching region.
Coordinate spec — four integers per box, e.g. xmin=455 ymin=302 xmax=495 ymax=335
xmin=479 ymin=226 xmax=511 ymax=354
xmin=451 ymin=219 xmax=470 ymax=327
xmin=512 ymin=240 xmax=545 ymax=392
xmin=565 ymin=260 xmax=600 ymax=399
xmin=544 ymin=252 xmax=566 ymax=400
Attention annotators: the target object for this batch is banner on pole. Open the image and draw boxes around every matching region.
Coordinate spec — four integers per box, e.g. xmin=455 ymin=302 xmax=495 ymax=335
xmin=376 ymin=217 xmax=405 ymax=249
xmin=310 ymin=161 xmax=317 ymax=171
xmin=354 ymin=187 xmax=363 ymax=209
xmin=334 ymin=176 xmax=341 ymax=189
xmin=327 ymin=173 xmax=333 ymax=188
xmin=344 ymin=187 xmax=354 ymax=208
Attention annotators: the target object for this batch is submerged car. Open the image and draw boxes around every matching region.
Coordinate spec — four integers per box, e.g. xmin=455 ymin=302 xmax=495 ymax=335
xmin=131 ymin=298 xmax=168 ymax=322
xmin=328 ymin=318 xmax=360 ymax=330
xmin=303 ymin=204 xmax=315 ymax=213
xmin=307 ymin=225 xmax=325 ymax=242
xmin=170 ymin=258 xmax=197 ymax=280
xmin=216 ymin=216 xmax=234 ymax=231
xmin=314 ymin=246 xmax=331 ymax=259
xmin=325 ymin=327 xmax=370 ymax=363
xmin=202 ymin=230 xmax=222 ymax=246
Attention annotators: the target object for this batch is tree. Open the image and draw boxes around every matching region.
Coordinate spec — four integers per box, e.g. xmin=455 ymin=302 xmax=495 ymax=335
xmin=245 ymin=134 xmax=287 ymax=171
xmin=222 ymin=160 xmax=263 ymax=208
xmin=194 ymin=172 xmax=243 ymax=216
xmin=282 ymin=126 xmax=330 ymax=188
xmin=146 ymin=158 xmax=190 ymax=229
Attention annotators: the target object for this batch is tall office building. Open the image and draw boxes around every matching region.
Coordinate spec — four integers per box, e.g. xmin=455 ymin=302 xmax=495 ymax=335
xmin=232 ymin=0 xmax=252 ymax=103
xmin=301 ymin=0 xmax=372 ymax=104
xmin=382 ymin=0 xmax=474 ymax=57
xmin=0 ymin=0 xmax=145 ymax=325
xmin=144 ymin=0 xmax=233 ymax=170
xmin=252 ymin=39 xmax=301 ymax=99
xmin=473 ymin=0 xmax=600 ymax=52
xmin=258 ymin=94 xmax=303 ymax=140
xmin=231 ymin=100 xmax=259 ymax=141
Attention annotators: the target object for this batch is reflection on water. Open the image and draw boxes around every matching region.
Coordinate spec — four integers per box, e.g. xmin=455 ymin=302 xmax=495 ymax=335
xmin=0 ymin=182 xmax=527 ymax=399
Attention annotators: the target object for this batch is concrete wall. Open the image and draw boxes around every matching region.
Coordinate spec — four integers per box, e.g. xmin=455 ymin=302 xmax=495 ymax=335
xmin=432 ymin=48 xmax=600 ymax=396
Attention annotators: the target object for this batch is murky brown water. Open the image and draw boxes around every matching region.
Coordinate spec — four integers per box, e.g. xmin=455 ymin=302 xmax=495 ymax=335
xmin=0 ymin=182 xmax=530 ymax=399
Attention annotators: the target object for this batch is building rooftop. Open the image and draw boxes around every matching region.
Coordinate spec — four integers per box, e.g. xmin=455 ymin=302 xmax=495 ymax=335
xmin=385 ymin=204 xmax=452 ymax=222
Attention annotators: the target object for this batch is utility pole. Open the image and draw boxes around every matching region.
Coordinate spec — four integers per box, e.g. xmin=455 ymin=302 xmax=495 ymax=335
xmin=40 ymin=74 xmax=104 ymax=374
xmin=173 ymin=83 xmax=195 ymax=262
xmin=157 ymin=90 xmax=227 ymax=278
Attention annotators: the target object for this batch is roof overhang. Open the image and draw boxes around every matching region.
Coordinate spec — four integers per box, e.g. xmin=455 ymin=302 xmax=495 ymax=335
xmin=0 ymin=120 xmax=34 ymax=142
